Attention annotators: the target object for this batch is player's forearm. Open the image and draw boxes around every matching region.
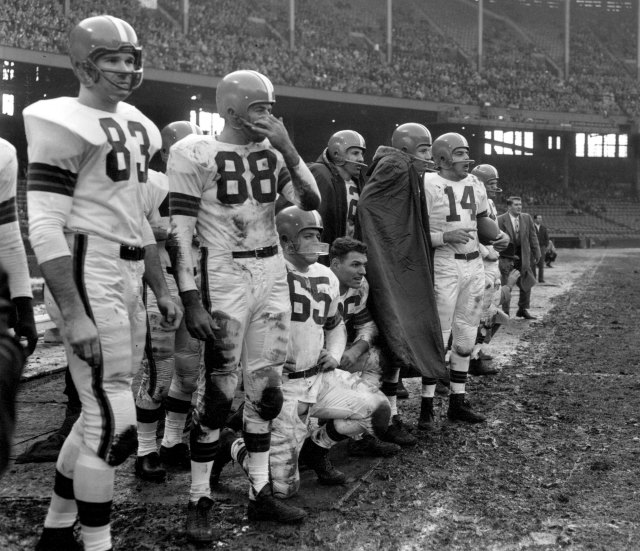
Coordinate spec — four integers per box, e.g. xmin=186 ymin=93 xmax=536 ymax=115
xmin=289 ymin=160 xmax=320 ymax=211
xmin=38 ymin=256 xmax=86 ymax=321
xmin=143 ymin=244 xmax=170 ymax=301
xmin=169 ymin=216 xmax=197 ymax=293
xmin=354 ymin=320 xmax=377 ymax=346
xmin=0 ymin=223 xmax=33 ymax=298
xmin=325 ymin=321 xmax=347 ymax=362
xmin=347 ymin=339 xmax=370 ymax=359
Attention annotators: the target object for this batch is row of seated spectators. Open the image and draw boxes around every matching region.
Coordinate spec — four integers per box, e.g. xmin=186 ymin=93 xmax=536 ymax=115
xmin=1 ymin=0 xmax=639 ymax=118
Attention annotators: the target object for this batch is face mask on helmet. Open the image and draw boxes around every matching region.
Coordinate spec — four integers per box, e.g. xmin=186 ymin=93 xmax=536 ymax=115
xmin=327 ymin=130 xmax=367 ymax=173
xmin=276 ymin=207 xmax=329 ymax=258
xmin=471 ymin=164 xmax=502 ymax=193
xmin=69 ymin=15 xmax=143 ymax=92
xmin=216 ymin=70 xmax=275 ymax=131
xmin=161 ymin=121 xmax=203 ymax=163
xmin=392 ymin=123 xmax=436 ymax=173
xmin=432 ymin=133 xmax=475 ymax=170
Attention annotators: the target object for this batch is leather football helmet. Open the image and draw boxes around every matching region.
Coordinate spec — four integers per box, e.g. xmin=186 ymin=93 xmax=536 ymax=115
xmin=471 ymin=164 xmax=503 ymax=193
xmin=276 ymin=207 xmax=329 ymax=255
xmin=216 ymin=70 xmax=275 ymax=119
xmin=391 ymin=123 xmax=434 ymax=173
xmin=432 ymin=132 xmax=474 ymax=169
xmin=391 ymin=123 xmax=432 ymax=155
xmin=327 ymin=130 xmax=366 ymax=167
xmin=160 ymin=121 xmax=203 ymax=163
xmin=69 ymin=15 xmax=143 ymax=91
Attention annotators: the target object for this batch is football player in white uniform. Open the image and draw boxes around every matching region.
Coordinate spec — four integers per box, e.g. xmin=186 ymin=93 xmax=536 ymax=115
xmin=26 ymin=16 xmax=181 ymax=551
xmin=0 ymin=137 xmax=37 ymax=476
xmin=423 ymin=133 xmax=507 ymax=425
xmin=0 ymin=138 xmax=37 ymax=356
xmin=210 ymin=208 xmax=391 ymax=505
xmin=329 ymin=236 xmax=416 ymax=450
xmin=168 ymin=70 xmax=320 ymax=541
xmin=134 ymin=122 xmax=204 ymax=481
xmin=468 ymin=164 xmax=507 ymax=376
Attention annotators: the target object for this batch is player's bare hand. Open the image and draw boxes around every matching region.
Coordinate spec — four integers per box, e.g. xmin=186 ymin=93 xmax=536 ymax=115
xmin=157 ymin=295 xmax=183 ymax=331
xmin=241 ymin=115 xmax=295 ymax=156
xmin=184 ymin=303 xmax=217 ymax=341
xmin=443 ymin=228 xmax=475 ymax=244
xmin=339 ymin=348 xmax=361 ymax=372
xmin=490 ymin=231 xmax=510 ymax=252
xmin=318 ymin=349 xmax=338 ymax=372
xmin=65 ymin=312 xmax=101 ymax=367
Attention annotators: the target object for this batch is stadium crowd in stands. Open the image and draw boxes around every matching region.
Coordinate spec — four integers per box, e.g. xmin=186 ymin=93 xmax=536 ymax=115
xmin=1 ymin=0 xmax=639 ymax=118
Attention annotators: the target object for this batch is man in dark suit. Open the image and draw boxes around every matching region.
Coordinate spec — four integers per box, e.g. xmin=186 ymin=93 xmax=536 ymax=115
xmin=497 ymin=197 xmax=541 ymax=319
xmin=532 ymin=214 xmax=550 ymax=283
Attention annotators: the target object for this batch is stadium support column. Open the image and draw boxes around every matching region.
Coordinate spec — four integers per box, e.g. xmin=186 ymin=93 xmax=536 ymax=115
xmin=477 ymin=0 xmax=483 ymax=74
xmin=289 ymin=0 xmax=295 ymax=51
xmin=386 ymin=0 xmax=392 ymax=64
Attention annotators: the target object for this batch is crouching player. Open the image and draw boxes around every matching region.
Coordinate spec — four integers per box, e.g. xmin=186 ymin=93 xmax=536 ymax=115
xmin=329 ymin=236 xmax=416 ymax=451
xmin=212 ymin=208 xmax=391 ymax=507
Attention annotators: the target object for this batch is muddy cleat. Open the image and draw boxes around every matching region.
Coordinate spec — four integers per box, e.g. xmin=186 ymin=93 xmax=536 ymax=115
xmin=35 ymin=526 xmax=82 ymax=551
xmin=299 ymin=438 xmax=347 ymax=485
xmin=417 ymin=397 xmax=436 ymax=432
xmin=159 ymin=443 xmax=190 ymax=468
xmin=348 ymin=433 xmax=401 ymax=457
xmin=248 ymin=484 xmax=306 ymax=523
xmin=186 ymin=496 xmax=215 ymax=543
xmin=396 ymin=379 xmax=409 ymax=399
xmin=210 ymin=428 xmax=238 ymax=487
xmin=383 ymin=415 xmax=417 ymax=446
xmin=135 ymin=452 xmax=166 ymax=482
xmin=447 ymin=393 xmax=486 ymax=424
xmin=468 ymin=357 xmax=498 ymax=376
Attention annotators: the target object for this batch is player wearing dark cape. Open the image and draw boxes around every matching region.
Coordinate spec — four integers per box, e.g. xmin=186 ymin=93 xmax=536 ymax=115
xmin=357 ymin=145 xmax=446 ymax=380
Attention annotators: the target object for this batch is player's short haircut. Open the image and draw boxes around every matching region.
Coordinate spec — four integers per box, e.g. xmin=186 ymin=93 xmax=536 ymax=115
xmin=507 ymin=196 xmax=522 ymax=205
xmin=330 ymin=236 xmax=367 ymax=262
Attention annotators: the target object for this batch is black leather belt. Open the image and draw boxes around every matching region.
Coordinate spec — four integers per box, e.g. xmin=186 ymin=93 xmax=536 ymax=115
xmin=120 ymin=245 xmax=145 ymax=261
xmin=166 ymin=266 xmax=197 ymax=276
xmin=232 ymin=244 xmax=278 ymax=259
xmin=286 ymin=365 xmax=322 ymax=379
xmin=454 ymin=251 xmax=480 ymax=261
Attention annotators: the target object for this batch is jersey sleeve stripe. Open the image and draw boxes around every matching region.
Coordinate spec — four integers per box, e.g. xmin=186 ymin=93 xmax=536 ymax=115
xmin=169 ymin=192 xmax=200 ymax=217
xmin=276 ymin=167 xmax=292 ymax=193
xmin=27 ymin=162 xmax=77 ymax=196
xmin=158 ymin=194 xmax=170 ymax=217
xmin=0 ymin=197 xmax=17 ymax=225
xmin=353 ymin=309 xmax=373 ymax=326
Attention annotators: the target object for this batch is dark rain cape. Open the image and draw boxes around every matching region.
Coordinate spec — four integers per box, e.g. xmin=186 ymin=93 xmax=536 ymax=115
xmin=356 ymin=146 xmax=446 ymax=378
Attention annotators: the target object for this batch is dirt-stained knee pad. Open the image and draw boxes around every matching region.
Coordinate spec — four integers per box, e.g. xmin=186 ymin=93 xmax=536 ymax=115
xmin=256 ymin=386 xmax=284 ymax=420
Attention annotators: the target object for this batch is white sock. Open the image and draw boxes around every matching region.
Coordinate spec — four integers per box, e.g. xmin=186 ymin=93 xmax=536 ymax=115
xmin=189 ymin=460 xmax=213 ymax=502
xmin=81 ymin=524 xmax=111 ymax=551
xmin=246 ymin=450 xmax=270 ymax=499
xmin=421 ymin=384 xmax=436 ymax=398
xmin=137 ymin=421 xmax=158 ymax=457
xmin=161 ymin=413 xmax=187 ymax=448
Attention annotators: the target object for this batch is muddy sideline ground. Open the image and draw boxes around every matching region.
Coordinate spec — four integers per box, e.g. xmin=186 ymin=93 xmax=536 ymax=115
xmin=2 ymin=248 xmax=639 ymax=550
